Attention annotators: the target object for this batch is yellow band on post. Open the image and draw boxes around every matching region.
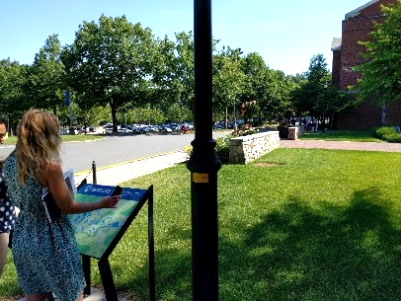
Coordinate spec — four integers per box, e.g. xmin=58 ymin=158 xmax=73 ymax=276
xmin=192 ymin=173 xmax=209 ymax=183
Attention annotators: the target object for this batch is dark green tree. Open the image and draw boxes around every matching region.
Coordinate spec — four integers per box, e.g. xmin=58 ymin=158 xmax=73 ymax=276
xmin=173 ymin=31 xmax=195 ymax=115
xmin=213 ymin=47 xmax=245 ymax=127
xmin=262 ymin=70 xmax=297 ymax=123
xmin=0 ymin=59 xmax=30 ymax=131
xmin=239 ymin=52 xmax=294 ymax=125
xmin=27 ymin=34 xmax=65 ymax=115
xmin=291 ymin=54 xmax=331 ymax=128
xmin=149 ymin=35 xmax=179 ymax=106
xmin=354 ymin=1 xmax=401 ymax=125
xmin=62 ymin=14 xmax=157 ymax=131
xmin=240 ymin=52 xmax=270 ymax=102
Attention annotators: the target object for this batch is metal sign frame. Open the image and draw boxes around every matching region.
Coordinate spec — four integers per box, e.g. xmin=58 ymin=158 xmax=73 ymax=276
xmin=79 ymin=185 xmax=155 ymax=301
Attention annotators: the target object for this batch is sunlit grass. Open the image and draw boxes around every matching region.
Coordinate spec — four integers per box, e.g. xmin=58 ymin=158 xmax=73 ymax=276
xmin=300 ymin=130 xmax=382 ymax=142
xmin=2 ymin=148 xmax=401 ymax=300
xmin=3 ymin=134 xmax=103 ymax=145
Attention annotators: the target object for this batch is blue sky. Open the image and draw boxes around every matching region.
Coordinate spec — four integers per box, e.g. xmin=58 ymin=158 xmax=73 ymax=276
xmin=0 ymin=0 xmax=370 ymax=75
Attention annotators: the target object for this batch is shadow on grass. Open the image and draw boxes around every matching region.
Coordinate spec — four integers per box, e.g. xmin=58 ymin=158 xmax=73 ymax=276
xmin=219 ymin=187 xmax=401 ymax=301
xmin=110 ymin=187 xmax=401 ymax=301
xmin=113 ymin=232 xmax=193 ymax=301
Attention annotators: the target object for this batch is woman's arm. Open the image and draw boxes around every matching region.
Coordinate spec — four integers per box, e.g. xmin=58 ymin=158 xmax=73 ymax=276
xmin=45 ymin=161 xmax=120 ymax=214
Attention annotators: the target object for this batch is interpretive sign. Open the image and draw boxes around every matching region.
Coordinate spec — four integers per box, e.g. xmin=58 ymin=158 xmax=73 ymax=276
xmin=68 ymin=183 xmax=154 ymax=301
xmin=68 ymin=183 xmax=147 ymax=259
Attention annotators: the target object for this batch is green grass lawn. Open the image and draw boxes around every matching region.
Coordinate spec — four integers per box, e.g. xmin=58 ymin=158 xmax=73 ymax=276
xmin=2 ymin=148 xmax=401 ymax=300
xmin=3 ymin=134 xmax=104 ymax=145
xmin=300 ymin=130 xmax=382 ymax=142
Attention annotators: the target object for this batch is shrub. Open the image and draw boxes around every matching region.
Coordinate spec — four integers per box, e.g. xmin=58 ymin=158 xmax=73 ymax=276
xmin=183 ymin=145 xmax=193 ymax=155
xmin=184 ymin=135 xmax=231 ymax=163
xmin=215 ymin=135 xmax=231 ymax=163
xmin=373 ymin=126 xmax=397 ymax=139
xmin=382 ymin=133 xmax=401 ymax=143
xmin=231 ymin=123 xmax=258 ymax=138
xmin=231 ymin=128 xmax=258 ymax=137
xmin=186 ymin=128 xmax=259 ymax=164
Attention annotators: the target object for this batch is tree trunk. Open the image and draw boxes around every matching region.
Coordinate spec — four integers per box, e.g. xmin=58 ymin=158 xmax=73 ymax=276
xmin=225 ymin=106 xmax=228 ymax=129
xmin=111 ymin=99 xmax=118 ymax=132
xmin=330 ymin=112 xmax=335 ymax=130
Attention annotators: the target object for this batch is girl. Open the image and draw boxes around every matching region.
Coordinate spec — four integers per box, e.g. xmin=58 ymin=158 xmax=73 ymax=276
xmin=4 ymin=109 xmax=120 ymax=301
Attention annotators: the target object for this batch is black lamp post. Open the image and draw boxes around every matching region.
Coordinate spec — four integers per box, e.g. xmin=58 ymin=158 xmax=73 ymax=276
xmin=322 ymin=82 xmax=328 ymax=132
xmin=187 ymin=1 xmax=221 ymax=301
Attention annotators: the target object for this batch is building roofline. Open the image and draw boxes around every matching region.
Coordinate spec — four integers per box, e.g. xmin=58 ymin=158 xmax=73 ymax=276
xmin=345 ymin=0 xmax=380 ymax=20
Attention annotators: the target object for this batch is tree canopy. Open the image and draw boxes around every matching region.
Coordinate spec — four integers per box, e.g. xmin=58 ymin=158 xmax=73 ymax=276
xmin=27 ymin=34 xmax=65 ymax=114
xmin=291 ymin=53 xmax=331 ymax=116
xmin=0 ymin=59 xmax=30 ymax=126
xmin=61 ymin=14 xmax=157 ymax=131
xmin=354 ymin=1 xmax=401 ymax=110
xmin=0 ymin=13 xmax=308 ymax=130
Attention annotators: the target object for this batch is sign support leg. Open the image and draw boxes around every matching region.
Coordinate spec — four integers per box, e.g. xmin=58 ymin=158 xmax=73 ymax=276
xmin=98 ymin=258 xmax=118 ymax=301
xmin=148 ymin=187 xmax=155 ymax=301
xmin=82 ymin=255 xmax=91 ymax=296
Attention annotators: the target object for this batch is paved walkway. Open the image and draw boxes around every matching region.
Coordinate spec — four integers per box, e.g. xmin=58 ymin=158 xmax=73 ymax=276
xmin=280 ymin=139 xmax=401 ymax=152
xmin=74 ymin=150 xmax=189 ymax=186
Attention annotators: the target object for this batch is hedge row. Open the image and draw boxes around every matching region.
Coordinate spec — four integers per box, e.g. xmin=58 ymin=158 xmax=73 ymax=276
xmin=372 ymin=126 xmax=401 ymax=143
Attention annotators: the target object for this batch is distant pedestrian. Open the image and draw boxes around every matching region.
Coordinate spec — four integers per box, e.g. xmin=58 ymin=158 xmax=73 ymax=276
xmin=312 ymin=117 xmax=318 ymax=132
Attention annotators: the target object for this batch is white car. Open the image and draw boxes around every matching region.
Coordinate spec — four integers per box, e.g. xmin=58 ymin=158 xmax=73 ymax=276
xmin=117 ymin=128 xmax=133 ymax=134
xmin=105 ymin=127 xmax=114 ymax=134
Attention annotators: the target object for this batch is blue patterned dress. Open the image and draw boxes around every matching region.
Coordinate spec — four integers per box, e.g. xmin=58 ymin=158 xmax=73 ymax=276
xmin=3 ymin=153 xmax=85 ymax=301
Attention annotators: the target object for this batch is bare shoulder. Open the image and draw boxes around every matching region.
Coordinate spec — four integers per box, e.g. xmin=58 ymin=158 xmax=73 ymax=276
xmin=46 ymin=159 xmax=62 ymax=173
xmin=37 ymin=159 xmax=63 ymax=186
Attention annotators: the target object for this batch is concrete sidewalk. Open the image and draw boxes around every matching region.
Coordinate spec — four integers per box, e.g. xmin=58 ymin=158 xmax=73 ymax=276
xmin=280 ymin=139 xmax=401 ymax=152
xmin=16 ymin=287 xmax=129 ymax=301
xmin=74 ymin=150 xmax=189 ymax=186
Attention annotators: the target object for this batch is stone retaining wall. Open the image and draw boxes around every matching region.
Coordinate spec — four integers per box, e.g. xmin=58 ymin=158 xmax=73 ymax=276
xmin=229 ymin=131 xmax=280 ymax=164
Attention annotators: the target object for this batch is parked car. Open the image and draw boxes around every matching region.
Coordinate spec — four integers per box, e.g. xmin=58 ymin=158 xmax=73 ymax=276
xmin=102 ymin=123 xmax=113 ymax=129
xmin=182 ymin=122 xmax=194 ymax=130
xmin=117 ymin=128 xmax=133 ymax=134
xmin=149 ymin=125 xmax=159 ymax=133
xmin=105 ymin=127 xmax=114 ymax=134
xmin=131 ymin=126 xmax=144 ymax=134
xmin=159 ymin=125 xmax=173 ymax=133
xmin=168 ymin=123 xmax=181 ymax=131
xmin=68 ymin=126 xmax=83 ymax=135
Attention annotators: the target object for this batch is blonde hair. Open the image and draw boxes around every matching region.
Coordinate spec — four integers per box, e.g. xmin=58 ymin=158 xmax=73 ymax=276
xmin=16 ymin=109 xmax=62 ymax=185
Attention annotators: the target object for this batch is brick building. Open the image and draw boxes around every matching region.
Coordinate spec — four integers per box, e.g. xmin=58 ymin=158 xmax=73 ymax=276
xmin=331 ymin=0 xmax=401 ymax=130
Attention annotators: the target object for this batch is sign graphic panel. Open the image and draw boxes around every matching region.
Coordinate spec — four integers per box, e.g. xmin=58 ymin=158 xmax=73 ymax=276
xmin=68 ymin=183 xmax=147 ymax=258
